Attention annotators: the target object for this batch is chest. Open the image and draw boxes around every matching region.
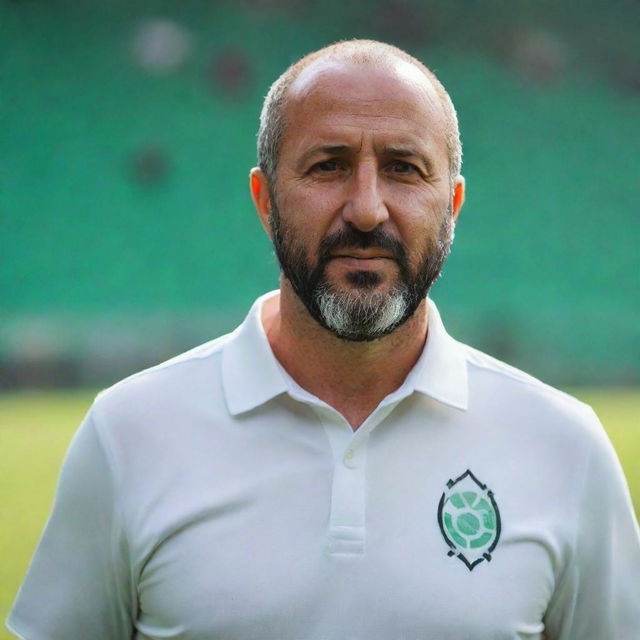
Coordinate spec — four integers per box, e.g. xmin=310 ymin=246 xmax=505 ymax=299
xmin=127 ymin=426 xmax=564 ymax=640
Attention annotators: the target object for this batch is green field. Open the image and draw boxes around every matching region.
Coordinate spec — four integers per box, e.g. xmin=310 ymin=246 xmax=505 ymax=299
xmin=1 ymin=389 xmax=639 ymax=637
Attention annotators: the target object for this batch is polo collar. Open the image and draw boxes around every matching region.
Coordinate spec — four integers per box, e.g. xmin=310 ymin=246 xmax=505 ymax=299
xmin=222 ymin=291 xmax=289 ymax=416
xmin=411 ymin=299 xmax=469 ymax=411
xmin=222 ymin=291 xmax=468 ymax=416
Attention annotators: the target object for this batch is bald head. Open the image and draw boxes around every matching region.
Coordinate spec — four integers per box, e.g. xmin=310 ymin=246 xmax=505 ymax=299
xmin=257 ymin=39 xmax=462 ymax=185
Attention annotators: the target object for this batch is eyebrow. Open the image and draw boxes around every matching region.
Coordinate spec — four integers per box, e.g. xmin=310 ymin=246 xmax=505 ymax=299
xmin=296 ymin=143 xmax=434 ymax=174
xmin=381 ymin=146 xmax=434 ymax=173
xmin=296 ymin=145 xmax=353 ymax=168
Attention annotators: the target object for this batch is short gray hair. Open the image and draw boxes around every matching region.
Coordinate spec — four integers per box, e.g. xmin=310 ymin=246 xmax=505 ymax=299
xmin=257 ymin=39 xmax=462 ymax=185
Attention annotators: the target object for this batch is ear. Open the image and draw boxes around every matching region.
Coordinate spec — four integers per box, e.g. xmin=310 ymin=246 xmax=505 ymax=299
xmin=250 ymin=167 xmax=273 ymax=238
xmin=451 ymin=175 xmax=465 ymax=223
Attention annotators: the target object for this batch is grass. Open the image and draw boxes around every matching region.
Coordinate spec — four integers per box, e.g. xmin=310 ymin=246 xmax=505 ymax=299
xmin=0 ymin=390 xmax=96 ymax=638
xmin=1 ymin=388 xmax=638 ymax=638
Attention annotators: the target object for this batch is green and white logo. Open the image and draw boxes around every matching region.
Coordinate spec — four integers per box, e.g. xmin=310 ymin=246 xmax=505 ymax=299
xmin=437 ymin=469 xmax=501 ymax=571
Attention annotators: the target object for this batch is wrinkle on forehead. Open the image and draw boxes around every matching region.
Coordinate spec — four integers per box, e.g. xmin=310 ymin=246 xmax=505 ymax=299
xmin=274 ymin=53 xmax=455 ymax=181
xmin=288 ymin=57 xmax=444 ymax=119
xmin=281 ymin=60 xmax=449 ymax=164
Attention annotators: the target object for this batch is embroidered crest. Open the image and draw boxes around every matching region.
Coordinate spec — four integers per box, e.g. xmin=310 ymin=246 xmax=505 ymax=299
xmin=437 ymin=469 xmax=501 ymax=570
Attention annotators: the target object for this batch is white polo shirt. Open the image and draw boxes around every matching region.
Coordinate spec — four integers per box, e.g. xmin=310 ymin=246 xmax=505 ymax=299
xmin=7 ymin=292 xmax=640 ymax=640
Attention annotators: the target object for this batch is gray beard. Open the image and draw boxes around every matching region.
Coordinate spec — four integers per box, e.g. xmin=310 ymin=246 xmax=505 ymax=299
xmin=315 ymin=282 xmax=410 ymax=341
xmin=269 ymin=188 xmax=453 ymax=342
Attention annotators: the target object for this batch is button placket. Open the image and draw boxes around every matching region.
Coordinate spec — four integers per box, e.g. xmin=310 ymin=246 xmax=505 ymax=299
xmin=310 ymin=407 xmax=364 ymax=555
xmin=313 ymin=399 xmax=403 ymax=556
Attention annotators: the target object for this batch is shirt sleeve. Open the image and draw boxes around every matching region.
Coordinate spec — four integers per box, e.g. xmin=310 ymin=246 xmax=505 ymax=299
xmin=543 ymin=408 xmax=640 ymax=640
xmin=6 ymin=409 xmax=135 ymax=640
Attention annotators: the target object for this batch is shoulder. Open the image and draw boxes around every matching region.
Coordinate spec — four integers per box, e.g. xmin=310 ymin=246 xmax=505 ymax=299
xmin=459 ymin=341 xmax=603 ymax=441
xmin=462 ymin=342 xmax=576 ymax=398
xmin=90 ymin=331 xmax=234 ymax=431
xmin=101 ymin=331 xmax=231 ymax=395
xmin=453 ymin=343 xmax=631 ymax=524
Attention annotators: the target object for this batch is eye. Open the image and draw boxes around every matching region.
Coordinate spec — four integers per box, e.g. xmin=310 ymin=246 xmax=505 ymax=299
xmin=309 ymin=159 xmax=341 ymax=173
xmin=388 ymin=160 xmax=418 ymax=175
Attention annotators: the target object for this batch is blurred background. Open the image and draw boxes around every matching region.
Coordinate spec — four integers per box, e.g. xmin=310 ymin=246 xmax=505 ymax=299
xmin=1 ymin=1 xmax=639 ymax=634
xmin=2 ymin=0 xmax=639 ymax=389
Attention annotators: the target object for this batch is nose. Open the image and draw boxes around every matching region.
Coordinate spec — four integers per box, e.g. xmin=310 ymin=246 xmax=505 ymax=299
xmin=341 ymin=162 xmax=388 ymax=232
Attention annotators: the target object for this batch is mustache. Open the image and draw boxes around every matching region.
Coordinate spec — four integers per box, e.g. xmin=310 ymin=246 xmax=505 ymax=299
xmin=317 ymin=225 xmax=408 ymax=264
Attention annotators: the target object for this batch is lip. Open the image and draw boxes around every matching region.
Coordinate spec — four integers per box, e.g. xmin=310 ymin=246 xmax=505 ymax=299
xmin=329 ymin=255 xmax=394 ymax=269
xmin=331 ymin=249 xmax=395 ymax=260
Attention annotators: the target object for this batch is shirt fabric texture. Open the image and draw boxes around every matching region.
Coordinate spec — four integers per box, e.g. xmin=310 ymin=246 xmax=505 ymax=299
xmin=7 ymin=292 xmax=640 ymax=640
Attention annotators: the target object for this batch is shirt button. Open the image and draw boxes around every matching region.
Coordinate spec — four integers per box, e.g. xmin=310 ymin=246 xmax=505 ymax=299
xmin=343 ymin=449 xmax=356 ymax=468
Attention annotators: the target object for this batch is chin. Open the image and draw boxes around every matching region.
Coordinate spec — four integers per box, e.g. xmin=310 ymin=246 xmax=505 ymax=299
xmin=343 ymin=269 xmax=388 ymax=289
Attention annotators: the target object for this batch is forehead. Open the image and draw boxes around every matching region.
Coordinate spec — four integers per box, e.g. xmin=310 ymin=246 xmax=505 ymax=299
xmin=283 ymin=57 xmax=448 ymax=155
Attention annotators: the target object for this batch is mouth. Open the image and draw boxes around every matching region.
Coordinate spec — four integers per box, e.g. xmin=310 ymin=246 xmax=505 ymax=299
xmin=331 ymin=249 xmax=395 ymax=261
xmin=328 ymin=252 xmax=395 ymax=271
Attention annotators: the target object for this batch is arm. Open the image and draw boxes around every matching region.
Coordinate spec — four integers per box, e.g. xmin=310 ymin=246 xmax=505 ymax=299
xmin=543 ymin=409 xmax=640 ymax=639
xmin=5 ymin=410 xmax=135 ymax=639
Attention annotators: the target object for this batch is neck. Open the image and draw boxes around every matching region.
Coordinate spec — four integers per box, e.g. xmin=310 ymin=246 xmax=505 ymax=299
xmin=262 ymin=278 xmax=429 ymax=429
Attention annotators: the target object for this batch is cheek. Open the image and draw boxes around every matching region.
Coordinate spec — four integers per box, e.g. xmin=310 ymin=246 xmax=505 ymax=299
xmin=389 ymin=179 xmax=448 ymax=213
xmin=273 ymin=200 xmax=322 ymax=256
xmin=396 ymin=208 xmax=451 ymax=270
xmin=278 ymin=184 xmax=344 ymax=236
xmin=393 ymin=191 xmax=448 ymax=238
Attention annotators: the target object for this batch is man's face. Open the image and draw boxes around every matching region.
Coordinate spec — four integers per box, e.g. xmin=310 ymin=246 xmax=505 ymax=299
xmin=266 ymin=58 xmax=460 ymax=341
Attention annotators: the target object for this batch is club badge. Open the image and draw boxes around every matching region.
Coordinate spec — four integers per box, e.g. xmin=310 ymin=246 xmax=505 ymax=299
xmin=437 ymin=469 xmax=501 ymax=571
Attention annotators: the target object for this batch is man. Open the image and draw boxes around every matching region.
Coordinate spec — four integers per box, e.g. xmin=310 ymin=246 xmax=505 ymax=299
xmin=7 ymin=39 xmax=640 ymax=640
